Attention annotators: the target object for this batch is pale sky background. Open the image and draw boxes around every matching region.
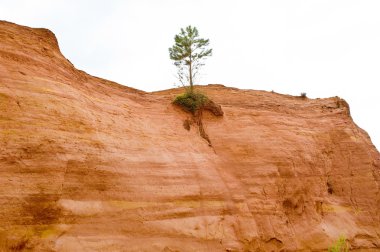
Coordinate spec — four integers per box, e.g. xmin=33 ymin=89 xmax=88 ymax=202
xmin=1 ymin=0 xmax=379 ymax=149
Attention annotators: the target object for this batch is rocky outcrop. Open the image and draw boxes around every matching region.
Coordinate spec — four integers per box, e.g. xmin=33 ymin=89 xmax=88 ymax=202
xmin=0 ymin=21 xmax=379 ymax=251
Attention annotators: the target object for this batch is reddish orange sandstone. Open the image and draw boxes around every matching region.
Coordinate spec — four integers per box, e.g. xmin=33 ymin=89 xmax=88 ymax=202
xmin=0 ymin=21 xmax=379 ymax=251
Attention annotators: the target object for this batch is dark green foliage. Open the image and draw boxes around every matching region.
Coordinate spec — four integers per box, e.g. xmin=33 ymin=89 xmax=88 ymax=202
xmin=173 ymin=91 xmax=209 ymax=113
xmin=169 ymin=26 xmax=212 ymax=91
xmin=300 ymin=92 xmax=307 ymax=98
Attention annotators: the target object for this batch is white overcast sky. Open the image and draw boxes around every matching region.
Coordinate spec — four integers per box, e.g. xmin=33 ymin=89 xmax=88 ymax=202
xmin=1 ymin=0 xmax=379 ymax=149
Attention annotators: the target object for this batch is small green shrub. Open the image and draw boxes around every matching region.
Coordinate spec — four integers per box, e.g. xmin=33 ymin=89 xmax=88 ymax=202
xmin=173 ymin=91 xmax=209 ymax=113
xmin=328 ymin=235 xmax=349 ymax=252
xmin=300 ymin=92 xmax=307 ymax=98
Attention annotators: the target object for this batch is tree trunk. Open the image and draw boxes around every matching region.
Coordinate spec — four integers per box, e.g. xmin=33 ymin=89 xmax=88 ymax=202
xmin=189 ymin=55 xmax=193 ymax=92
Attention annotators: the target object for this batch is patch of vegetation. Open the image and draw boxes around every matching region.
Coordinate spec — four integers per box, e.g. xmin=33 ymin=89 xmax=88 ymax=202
xmin=300 ymin=92 xmax=307 ymax=98
xmin=173 ymin=91 xmax=209 ymax=113
xmin=173 ymin=89 xmax=223 ymax=147
xmin=328 ymin=235 xmax=349 ymax=252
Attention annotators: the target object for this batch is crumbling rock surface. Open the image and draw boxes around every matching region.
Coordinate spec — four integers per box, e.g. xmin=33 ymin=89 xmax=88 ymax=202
xmin=203 ymin=100 xmax=224 ymax=117
xmin=0 ymin=21 xmax=379 ymax=251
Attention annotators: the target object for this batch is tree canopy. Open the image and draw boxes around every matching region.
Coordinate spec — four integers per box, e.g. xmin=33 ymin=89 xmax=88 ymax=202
xmin=169 ymin=26 xmax=212 ymax=92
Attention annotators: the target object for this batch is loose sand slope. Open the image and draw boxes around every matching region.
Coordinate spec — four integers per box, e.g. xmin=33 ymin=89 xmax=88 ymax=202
xmin=0 ymin=21 xmax=379 ymax=251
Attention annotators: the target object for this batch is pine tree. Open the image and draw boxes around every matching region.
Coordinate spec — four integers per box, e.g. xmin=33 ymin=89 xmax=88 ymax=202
xmin=169 ymin=26 xmax=212 ymax=92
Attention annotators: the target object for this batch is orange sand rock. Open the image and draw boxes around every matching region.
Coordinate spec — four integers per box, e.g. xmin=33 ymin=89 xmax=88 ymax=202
xmin=0 ymin=21 xmax=379 ymax=251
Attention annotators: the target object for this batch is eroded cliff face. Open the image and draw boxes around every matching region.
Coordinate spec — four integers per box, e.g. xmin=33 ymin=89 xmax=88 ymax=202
xmin=0 ymin=21 xmax=379 ymax=251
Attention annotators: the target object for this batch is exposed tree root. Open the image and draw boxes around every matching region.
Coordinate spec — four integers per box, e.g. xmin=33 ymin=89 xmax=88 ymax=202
xmin=194 ymin=110 xmax=212 ymax=146
xmin=177 ymin=97 xmax=223 ymax=147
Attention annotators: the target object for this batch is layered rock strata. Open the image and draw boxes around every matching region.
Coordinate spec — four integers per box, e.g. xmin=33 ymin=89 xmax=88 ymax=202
xmin=0 ymin=21 xmax=379 ymax=251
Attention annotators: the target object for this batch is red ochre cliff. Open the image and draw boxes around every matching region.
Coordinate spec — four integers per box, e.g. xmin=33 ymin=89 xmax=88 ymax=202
xmin=0 ymin=21 xmax=379 ymax=251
